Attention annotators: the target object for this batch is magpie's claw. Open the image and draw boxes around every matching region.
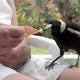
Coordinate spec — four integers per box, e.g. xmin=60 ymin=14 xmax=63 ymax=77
xmin=45 ymin=63 xmax=57 ymax=70
xmin=69 ymin=65 xmax=78 ymax=68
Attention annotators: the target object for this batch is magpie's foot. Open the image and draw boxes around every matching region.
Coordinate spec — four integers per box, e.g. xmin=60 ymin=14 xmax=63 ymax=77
xmin=45 ymin=63 xmax=57 ymax=70
xmin=69 ymin=65 xmax=78 ymax=68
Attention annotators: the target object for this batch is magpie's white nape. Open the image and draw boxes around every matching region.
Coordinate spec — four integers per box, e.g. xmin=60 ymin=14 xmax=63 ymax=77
xmin=58 ymin=19 xmax=66 ymax=33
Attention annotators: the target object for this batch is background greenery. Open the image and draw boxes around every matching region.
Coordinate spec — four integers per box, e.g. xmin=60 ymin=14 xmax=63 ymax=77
xmin=16 ymin=0 xmax=80 ymax=38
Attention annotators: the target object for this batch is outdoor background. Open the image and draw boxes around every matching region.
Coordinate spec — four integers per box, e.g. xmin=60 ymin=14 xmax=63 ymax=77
xmin=14 ymin=0 xmax=80 ymax=65
xmin=15 ymin=0 xmax=80 ymax=53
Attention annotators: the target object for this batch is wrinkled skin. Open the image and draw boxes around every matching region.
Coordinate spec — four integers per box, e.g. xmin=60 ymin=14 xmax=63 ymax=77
xmin=0 ymin=25 xmax=31 ymax=69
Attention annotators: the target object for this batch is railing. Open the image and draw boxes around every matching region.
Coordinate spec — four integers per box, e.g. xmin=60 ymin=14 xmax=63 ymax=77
xmin=32 ymin=54 xmax=79 ymax=65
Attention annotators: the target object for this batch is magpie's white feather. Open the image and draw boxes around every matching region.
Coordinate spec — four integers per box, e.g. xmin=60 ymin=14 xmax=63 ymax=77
xmin=58 ymin=19 xmax=66 ymax=33
xmin=68 ymin=28 xmax=80 ymax=35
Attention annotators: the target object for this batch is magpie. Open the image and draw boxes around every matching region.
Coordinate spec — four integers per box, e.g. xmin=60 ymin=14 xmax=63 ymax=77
xmin=44 ymin=19 xmax=80 ymax=70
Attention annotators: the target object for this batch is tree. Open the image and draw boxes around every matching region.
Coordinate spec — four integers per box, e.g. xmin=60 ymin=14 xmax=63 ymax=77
xmin=53 ymin=0 xmax=80 ymax=23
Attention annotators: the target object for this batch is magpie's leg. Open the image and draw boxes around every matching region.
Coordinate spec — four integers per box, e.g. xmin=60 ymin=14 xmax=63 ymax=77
xmin=75 ymin=54 xmax=79 ymax=67
xmin=45 ymin=56 xmax=62 ymax=70
xmin=69 ymin=52 xmax=79 ymax=68
xmin=45 ymin=50 xmax=64 ymax=70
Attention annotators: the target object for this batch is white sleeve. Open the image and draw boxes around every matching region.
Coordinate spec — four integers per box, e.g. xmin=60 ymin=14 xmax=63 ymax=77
xmin=0 ymin=64 xmax=19 ymax=80
xmin=26 ymin=35 xmax=61 ymax=62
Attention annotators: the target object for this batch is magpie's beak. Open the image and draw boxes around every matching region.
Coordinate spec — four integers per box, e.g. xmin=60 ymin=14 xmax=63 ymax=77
xmin=43 ymin=24 xmax=52 ymax=32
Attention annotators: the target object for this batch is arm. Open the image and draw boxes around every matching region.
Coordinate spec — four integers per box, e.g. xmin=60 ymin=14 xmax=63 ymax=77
xmin=4 ymin=74 xmax=32 ymax=80
xmin=0 ymin=0 xmax=32 ymax=80
xmin=7 ymin=0 xmax=17 ymax=25
xmin=0 ymin=26 xmax=31 ymax=80
xmin=58 ymin=67 xmax=80 ymax=80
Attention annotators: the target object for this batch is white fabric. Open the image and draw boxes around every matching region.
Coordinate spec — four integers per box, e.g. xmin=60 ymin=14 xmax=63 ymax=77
xmin=17 ymin=56 xmax=68 ymax=80
xmin=16 ymin=35 xmax=69 ymax=80
xmin=26 ymin=35 xmax=62 ymax=63
xmin=0 ymin=64 xmax=18 ymax=80
xmin=0 ymin=0 xmax=12 ymax=25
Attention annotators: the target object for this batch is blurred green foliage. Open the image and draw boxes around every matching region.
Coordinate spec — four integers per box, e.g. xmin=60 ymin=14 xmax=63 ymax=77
xmin=16 ymin=0 xmax=80 ymax=37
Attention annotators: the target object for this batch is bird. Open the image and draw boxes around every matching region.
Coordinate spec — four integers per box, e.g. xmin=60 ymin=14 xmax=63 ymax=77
xmin=44 ymin=19 xmax=80 ymax=70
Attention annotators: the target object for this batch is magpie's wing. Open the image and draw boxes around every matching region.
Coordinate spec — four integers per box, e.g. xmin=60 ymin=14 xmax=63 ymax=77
xmin=67 ymin=28 xmax=80 ymax=36
xmin=66 ymin=22 xmax=80 ymax=31
xmin=66 ymin=22 xmax=80 ymax=36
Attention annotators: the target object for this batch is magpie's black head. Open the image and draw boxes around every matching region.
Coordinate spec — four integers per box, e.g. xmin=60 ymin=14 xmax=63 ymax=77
xmin=45 ymin=19 xmax=67 ymax=34
xmin=45 ymin=19 xmax=63 ymax=35
xmin=49 ymin=20 xmax=61 ymax=33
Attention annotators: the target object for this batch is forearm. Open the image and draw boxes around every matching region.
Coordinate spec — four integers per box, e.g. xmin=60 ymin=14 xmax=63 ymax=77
xmin=4 ymin=74 xmax=32 ymax=80
xmin=58 ymin=67 xmax=80 ymax=80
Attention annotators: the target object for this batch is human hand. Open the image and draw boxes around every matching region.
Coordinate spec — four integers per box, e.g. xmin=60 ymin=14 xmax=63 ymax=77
xmin=0 ymin=25 xmax=31 ymax=68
